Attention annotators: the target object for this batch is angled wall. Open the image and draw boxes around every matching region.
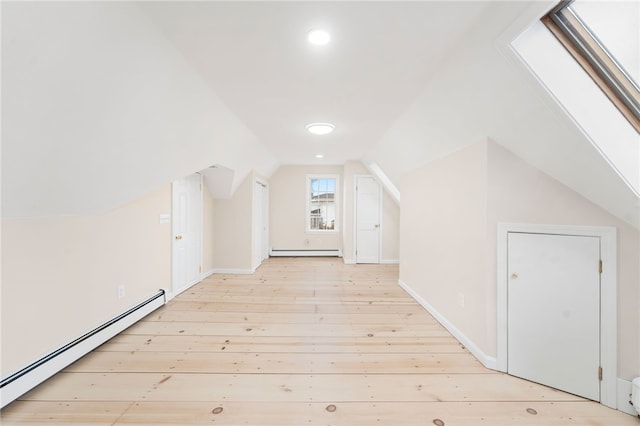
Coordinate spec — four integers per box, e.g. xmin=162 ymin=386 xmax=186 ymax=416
xmin=363 ymin=1 xmax=639 ymax=230
xmin=400 ymin=139 xmax=639 ymax=380
xmin=1 ymin=186 xmax=171 ymax=377
xmin=1 ymin=2 xmax=277 ymax=218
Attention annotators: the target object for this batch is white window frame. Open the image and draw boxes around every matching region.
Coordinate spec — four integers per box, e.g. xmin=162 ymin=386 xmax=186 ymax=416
xmin=306 ymin=174 xmax=340 ymax=233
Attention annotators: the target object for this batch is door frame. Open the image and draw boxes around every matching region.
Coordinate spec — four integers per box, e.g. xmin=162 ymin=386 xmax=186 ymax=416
xmin=354 ymin=174 xmax=382 ymax=264
xmin=496 ymin=223 xmax=616 ymax=408
xmin=170 ymin=173 xmax=203 ymax=300
xmin=252 ymin=178 xmax=269 ymax=270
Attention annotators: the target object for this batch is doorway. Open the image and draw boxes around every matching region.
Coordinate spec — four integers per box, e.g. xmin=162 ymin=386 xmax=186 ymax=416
xmin=355 ymin=175 xmax=381 ymax=264
xmin=253 ymin=180 xmax=269 ymax=270
xmin=171 ymin=173 xmax=203 ymax=297
xmin=496 ymin=223 xmax=617 ymax=408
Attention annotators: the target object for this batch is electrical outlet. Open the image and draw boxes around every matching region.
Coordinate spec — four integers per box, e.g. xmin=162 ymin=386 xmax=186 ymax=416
xmin=117 ymin=285 xmax=125 ymax=299
xmin=458 ymin=292 xmax=465 ymax=308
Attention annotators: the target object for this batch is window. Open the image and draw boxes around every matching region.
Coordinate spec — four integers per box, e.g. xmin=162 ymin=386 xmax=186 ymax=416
xmin=543 ymin=0 xmax=640 ymax=132
xmin=306 ymin=175 xmax=339 ymax=232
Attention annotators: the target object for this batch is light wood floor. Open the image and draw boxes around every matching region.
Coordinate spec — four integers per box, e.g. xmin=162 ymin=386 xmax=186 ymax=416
xmin=2 ymin=257 xmax=638 ymax=425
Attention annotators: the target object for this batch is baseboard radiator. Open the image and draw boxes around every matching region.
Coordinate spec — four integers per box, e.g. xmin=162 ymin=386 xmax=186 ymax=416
xmin=0 ymin=289 xmax=166 ymax=408
xmin=270 ymin=248 xmax=342 ymax=257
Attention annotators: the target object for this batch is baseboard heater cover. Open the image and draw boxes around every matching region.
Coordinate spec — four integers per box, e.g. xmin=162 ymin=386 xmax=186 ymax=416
xmin=0 ymin=289 xmax=166 ymax=408
xmin=270 ymin=249 xmax=342 ymax=257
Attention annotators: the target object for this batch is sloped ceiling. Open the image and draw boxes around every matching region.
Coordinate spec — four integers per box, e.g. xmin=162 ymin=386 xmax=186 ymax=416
xmin=2 ymin=1 xmax=637 ymax=227
xmin=363 ymin=1 xmax=639 ymax=228
xmin=1 ymin=1 xmax=279 ymax=217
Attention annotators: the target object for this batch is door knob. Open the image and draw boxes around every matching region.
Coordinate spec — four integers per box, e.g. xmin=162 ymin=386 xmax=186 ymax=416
xmin=374 ymin=224 xmax=380 ymax=228
xmin=511 ymin=273 xmax=518 ymax=279
xmin=175 ymin=235 xmax=183 ymax=240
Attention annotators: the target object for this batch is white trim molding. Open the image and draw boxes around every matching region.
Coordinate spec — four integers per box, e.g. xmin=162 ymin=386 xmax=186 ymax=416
xmin=305 ymin=174 xmax=340 ymax=233
xmin=202 ymin=269 xmax=216 ymax=279
xmin=211 ymin=268 xmax=256 ymax=275
xmin=398 ymin=279 xmax=497 ymax=370
xmin=496 ymin=223 xmax=617 ymax=409
xmin=270 ymin=249 xmax=342 ymax=257
xmin=616 ymin=378 xmax=637 ymax=416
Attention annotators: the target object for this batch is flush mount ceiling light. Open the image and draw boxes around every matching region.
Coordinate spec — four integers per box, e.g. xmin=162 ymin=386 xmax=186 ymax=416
xmin=306 ymin=122 xmax=335 ymax=135
xmin=307 ymin=29 xmax=330 ymax=46
xmin=315 ymin=154 xmax=324 ymax=159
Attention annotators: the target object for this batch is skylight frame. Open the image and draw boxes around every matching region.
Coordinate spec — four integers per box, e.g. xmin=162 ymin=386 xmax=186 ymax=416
xmin=543 ymin=0 xmax=640 ymax=133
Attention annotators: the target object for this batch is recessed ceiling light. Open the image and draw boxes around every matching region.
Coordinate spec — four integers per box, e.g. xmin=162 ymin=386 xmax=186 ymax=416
xmin=315 ymin=154 xmax=324 ymax=159
xmin=308 ymin=29 xmax=330 ymax=46
xmin=306 ymin=122 xmax=335 ymax=135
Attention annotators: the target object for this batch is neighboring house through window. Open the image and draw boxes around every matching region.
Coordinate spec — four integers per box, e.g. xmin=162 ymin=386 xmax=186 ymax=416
xmin=307 ymin=175 xmax=339 ymax=232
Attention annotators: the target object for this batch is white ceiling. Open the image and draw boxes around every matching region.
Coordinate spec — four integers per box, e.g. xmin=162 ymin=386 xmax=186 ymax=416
xmin=138 ymin=1 xmax=491 ymax=165
xmin=2 ymin=1 xmax=637 ymax=227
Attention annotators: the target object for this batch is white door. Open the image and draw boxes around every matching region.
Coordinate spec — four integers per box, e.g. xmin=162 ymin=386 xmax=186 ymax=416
xmin=172 ymin=173 xmax=202 ymax=296
xmin=253 ymin=181 xmax=268 ymax=269
xmin=261 ymin=182 xmax=269 ymax=260
xmin=507 ymin=232 xmax=601 ymax=401
xmin=355 ymin=176 xmax=381 ymax=264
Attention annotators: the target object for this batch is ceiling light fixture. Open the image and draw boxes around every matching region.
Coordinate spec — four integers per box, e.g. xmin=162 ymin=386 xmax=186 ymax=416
xmin=315 ymin=154 xmax=324 ymax=159
xmin=306 ymin=122 xmax=335 ymax=135
xmin=307 ymin=29 xmax=330 ymax=46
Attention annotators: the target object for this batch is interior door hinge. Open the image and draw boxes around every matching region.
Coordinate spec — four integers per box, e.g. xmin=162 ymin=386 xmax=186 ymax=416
xmin=599 ymin=260 xmax=603 ymax=274
xmin=598 ymin=366 xmax=603 ymax=381
xmin=199 ymin=265 xmax=202 ymax=273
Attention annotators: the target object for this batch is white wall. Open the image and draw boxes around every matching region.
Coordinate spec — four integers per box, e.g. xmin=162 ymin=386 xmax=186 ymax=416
xmin=202 ymin=183 xmax=215 ymax=275
xmin=400 ymin=140 xmax=639 ymax=379
xmin=269 ymin=165 xmax=344 ymax=251
xmin=1 ymin=185 xmax=172 ymax=377
xmin=2 ymin=2 xmax=277 ymax=218
xmin=486 ymin=141 xmax=639 ymax=379
xmin=400 ymin=142 xmax=490 ymax=351
xmin=363 ymin=1 xmax=639 ymax=230
xmin=212 ymin=174 xmax=254 ymax=272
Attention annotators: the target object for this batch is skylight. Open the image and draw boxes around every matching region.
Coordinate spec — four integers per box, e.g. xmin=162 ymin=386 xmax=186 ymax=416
xmin=544 ymin=0 xmax=640 ymax=132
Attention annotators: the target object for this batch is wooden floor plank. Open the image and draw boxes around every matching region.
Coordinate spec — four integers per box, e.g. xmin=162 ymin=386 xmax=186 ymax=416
xmin=19 ymin=372 xmax=582 ymax=403
xmin=98 ymin=402 xmax=640 ymax=426
xmin=96 ymin=334 xmax=467 ymax=354
xmin=122 ymin=319 xmax=451 ymax=338
xmin=164 ymin=301 xmax=425 ymax=314
xmin=0 ymin=401 xmax=132 ymax=425
xmin=65 ymin=351 xmax=487 ymax=374
xmin=2 ymin=257 xmax=635 ymax=425
xmin=143 ymin=310 xmax=437 ymax=325
xmin=4 ymin=401 xmax=638 ymax=426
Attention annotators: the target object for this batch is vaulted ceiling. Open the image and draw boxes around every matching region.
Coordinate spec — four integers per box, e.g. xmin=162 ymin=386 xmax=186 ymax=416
xmin=137 ymin=1 xmax=491 ymax=165
xmin=2 ymin=1 xmax=638 ymax=228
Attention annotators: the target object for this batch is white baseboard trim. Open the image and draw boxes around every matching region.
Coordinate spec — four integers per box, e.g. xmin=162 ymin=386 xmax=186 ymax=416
xmin=202 ymin=269 xmax=216 ymax=279
xmin=0 ymin=291 xmax=165 ymax=408
xmin=343 ymin=259 xmax=398 ymax=265
xmin=270 ymin=249 xmax=342 ymax=257
xmin=617 ymin=378 xmax=638 ymax=416
xmin=398 ymin=279 xmax=497 ymax=370
xmin=211 ymin=268 xmax=255 ymax=275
